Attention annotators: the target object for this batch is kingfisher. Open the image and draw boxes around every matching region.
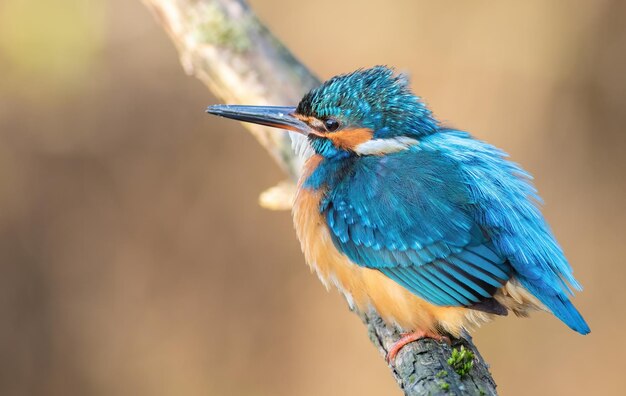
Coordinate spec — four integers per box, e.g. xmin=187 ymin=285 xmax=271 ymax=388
xmin=206 ymin=66 xmax=590 ymax=361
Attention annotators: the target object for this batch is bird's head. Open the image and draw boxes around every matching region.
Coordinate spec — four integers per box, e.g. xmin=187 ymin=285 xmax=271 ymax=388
xmin=207 ymin=66 xmax=438 ymax=159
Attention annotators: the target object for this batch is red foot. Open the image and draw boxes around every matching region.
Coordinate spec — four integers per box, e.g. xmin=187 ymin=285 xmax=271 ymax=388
xmin=386 ymin=330 xmax=451 ymax=363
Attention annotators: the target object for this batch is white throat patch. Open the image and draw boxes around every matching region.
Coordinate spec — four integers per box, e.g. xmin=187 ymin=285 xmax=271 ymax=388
xmin=354 ymin=136 xmax=419 ymax=155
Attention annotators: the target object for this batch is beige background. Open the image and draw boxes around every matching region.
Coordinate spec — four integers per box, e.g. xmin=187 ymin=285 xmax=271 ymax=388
xmin=0 ymin=0 xmax=624 ymax=395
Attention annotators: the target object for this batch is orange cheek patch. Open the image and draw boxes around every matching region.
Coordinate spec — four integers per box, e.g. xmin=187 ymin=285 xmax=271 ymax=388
xmin=328 ymin=128 xmax=374 ymax=150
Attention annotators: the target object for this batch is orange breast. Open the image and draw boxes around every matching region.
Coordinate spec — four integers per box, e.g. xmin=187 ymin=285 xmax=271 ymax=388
xmin=292 ymin=155 xmax=495 ymax=336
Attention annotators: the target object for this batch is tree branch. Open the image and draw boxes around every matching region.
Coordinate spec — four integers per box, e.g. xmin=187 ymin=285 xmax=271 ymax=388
xmin=141 ymin=1 xmax=498 ymax=394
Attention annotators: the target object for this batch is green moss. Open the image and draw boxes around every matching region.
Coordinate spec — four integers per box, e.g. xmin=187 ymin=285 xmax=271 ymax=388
xmin=436 ymin=370 xmax=450 ymax=392
xmin=194 ymin=3 xmax=251 ymax=52
xmin=447 ymin=346 xmax=475 ymax=377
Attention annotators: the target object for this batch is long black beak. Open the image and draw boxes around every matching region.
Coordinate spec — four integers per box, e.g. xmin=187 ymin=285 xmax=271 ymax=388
xmin=206 ymin=105 xmax=311 ymax=135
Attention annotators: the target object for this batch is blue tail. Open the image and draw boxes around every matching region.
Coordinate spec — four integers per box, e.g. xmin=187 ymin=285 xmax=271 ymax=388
xmin=520 ymin=278 xmax=590 ymax=335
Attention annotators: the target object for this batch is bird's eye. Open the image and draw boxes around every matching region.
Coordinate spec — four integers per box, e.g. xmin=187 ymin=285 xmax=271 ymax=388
xmin=324 ymin=118 xmax=340 ymax=132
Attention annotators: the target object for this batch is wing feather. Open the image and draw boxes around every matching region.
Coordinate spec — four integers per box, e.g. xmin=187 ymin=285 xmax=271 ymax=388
xmin=322 ymin=148 xmax=512 ymax=312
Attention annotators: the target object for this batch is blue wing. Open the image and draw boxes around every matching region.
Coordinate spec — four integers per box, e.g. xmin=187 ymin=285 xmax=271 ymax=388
xmin=315 ymin=130 xmax=589 ymax=333
xmin=430 ymin=130 xmax=589 ymax=333
xmin=319 ymin=145 xmax=512 ymax=310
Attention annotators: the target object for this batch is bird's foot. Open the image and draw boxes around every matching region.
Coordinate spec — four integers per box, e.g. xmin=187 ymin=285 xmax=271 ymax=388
xmin=386 ymin=330 xmax=451 ymax=363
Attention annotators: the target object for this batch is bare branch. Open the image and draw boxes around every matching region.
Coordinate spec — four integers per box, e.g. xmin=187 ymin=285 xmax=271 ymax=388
xmin=142 ymin=0 xmax=317 ymax=208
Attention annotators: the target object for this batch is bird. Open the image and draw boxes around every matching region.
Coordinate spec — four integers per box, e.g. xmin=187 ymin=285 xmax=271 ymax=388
xmin=206 ymin=66 xmax=590 ymax=361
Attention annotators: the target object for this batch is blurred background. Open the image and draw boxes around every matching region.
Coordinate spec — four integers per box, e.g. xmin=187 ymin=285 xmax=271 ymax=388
xmin=1 ymin=0 xmax=625 ymax=395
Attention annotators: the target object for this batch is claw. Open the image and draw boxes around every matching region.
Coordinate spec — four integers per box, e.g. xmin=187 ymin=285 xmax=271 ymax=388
xmin=386 ymin=330 xmax=451 ymax=363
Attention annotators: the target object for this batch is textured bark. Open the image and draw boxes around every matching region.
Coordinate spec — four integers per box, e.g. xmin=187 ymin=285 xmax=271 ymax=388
xmin=363 ymin=311 xmax=496 ymax=395
xmin=141 ymin=0 xmax=498 ymax=394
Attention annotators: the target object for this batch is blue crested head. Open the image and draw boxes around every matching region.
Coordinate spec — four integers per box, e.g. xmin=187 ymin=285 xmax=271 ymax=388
xmin=296 ymin=66 xmax=438 ymax=141
xmin=207 ymin=66 xmax=439 ymax=159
